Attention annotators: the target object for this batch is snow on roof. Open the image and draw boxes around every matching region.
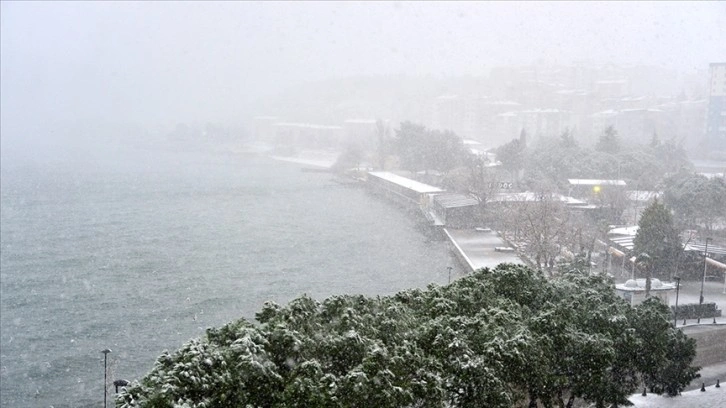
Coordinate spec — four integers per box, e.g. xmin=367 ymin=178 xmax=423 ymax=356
xmin=609 ymin=225 xmax=639 ymax=237
xmin=562 ymin=196 xmax=588 ymax=205
xmin=616 ymin=278 xmax=675 ymax=292
xmin=367 ymin=171 xmax=444 ymax=194
xmin=610 ymin=237 xmax=634 ymax=251
xmin=706 ymin=257 xmax=726 ymax=270
xmin=489 ymin=192 xmax=580 ymax=204
xmin=685 ymin=241 xmax=726 ymax=257
xmin=274 ymin=123 xmax=343 ymax=130
xmin=568 ymin=179 xmax=627 ymax=186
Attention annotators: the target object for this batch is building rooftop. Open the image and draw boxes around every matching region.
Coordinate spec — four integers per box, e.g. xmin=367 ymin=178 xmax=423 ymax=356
xmin=367 ymin=171 xmax=444 ymax=194
xmin=489 ymin=192 xmax=587 ymax=205
xmin=274 ymin=123 xmax=343 ymax=130
xmin=616 ymin=278 xmax=675 ymax=292
xmin=568 ymin=179 xmax=627 ymax=186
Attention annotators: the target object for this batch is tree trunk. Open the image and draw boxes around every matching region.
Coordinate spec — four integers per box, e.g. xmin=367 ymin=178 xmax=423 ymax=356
xmin=565 ymin=394 xmax=575 ymax=408
xmin=645 ymin=266 xmax=652 ymax=298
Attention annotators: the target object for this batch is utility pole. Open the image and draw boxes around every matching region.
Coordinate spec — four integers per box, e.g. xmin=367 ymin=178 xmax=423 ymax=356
xmin=102 ymin=349 xmax=111 ymax=408
xmin=674 ymin=276 xmax=681 ymax=328
xmin=698 ymin=238 xmax=711 ymax=324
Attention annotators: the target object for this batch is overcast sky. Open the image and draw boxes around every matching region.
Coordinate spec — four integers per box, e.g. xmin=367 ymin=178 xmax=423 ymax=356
xmin=1 ymin=1 xmax=725 ymax=152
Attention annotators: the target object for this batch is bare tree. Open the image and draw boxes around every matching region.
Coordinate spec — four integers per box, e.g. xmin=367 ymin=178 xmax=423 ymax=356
xmin=499 ymin=190 xmax=570 ymax=275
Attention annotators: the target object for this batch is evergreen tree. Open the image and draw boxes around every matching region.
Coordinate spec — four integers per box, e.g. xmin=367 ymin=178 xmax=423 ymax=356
xmin=633 ymin=199 xmax=682 ymax=283
xmin=118 ymin=264 xmax=698 ymax=408
xmin=595 ymin=125 xmax=621 ymax=155
xmin=495 ymin=137 xmax=526 ymax=182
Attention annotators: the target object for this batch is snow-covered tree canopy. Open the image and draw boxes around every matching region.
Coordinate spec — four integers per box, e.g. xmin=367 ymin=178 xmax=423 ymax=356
xmin=117 ymin=264 xmax=698 ymax=408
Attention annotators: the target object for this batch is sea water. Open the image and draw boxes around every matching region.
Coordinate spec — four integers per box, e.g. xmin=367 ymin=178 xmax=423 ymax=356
xmin=0 ymin=146 xmax=459 ymax=407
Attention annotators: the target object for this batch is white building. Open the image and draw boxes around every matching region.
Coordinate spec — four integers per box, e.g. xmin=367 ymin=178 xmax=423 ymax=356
xmin=615 ymin=278 xmax=676 ymax=307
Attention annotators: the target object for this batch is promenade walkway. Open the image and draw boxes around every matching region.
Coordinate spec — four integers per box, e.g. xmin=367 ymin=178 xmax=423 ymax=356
xmin=628 ymin=383 xmax=725 ymax=407
xmin=443 ymin=228 xmax=523 ymax=273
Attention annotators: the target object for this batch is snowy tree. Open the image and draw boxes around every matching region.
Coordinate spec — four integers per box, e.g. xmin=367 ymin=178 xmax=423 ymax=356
xmin=117 ymin=264 xmax=698 ymax=408
xmin=633 ymin=199 xmax=682 ymax=283
xmin=595 ymin=125 xmax=621 ymax=155
xmin=663 ymin=172 xmax=726 ymax=233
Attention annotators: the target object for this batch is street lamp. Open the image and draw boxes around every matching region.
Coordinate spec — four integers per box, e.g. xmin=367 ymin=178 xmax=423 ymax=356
xmin=673 ymin=276 xmax=681 ymax=328
xmin=114 ymin=379 xmax=130 ymax=393
xmin=101 ymin=349 xmax=111 ymax=408
xmin=698 ymin=238 xmax=712 ymax=324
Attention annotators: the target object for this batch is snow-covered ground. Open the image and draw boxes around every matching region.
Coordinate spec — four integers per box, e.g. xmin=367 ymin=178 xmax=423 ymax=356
xmin=628 ymin=383 xmax=726 ymax=407
xmin=444 ymin=228 xmax=523 ymax=272
xmin=671 ymin=280 xmax=726 ymax=327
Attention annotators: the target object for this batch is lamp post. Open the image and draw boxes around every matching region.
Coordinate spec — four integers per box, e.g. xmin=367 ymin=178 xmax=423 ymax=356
xmin=447 ymin=266 xmax=453 ymax=284
xmin=673 ymin=276 xmax=681 ymax=328
xmin=114 ymin=379 xmax=130 ymax=393
xmin=698 ymin=238 xmax=712 ymax=324
xmin=101 ymin=349 xmax=111 ymax=408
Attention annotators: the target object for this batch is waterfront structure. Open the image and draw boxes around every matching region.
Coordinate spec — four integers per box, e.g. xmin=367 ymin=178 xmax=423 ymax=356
xmin=431 ymin=193 xmax=479 ymax=229
xmin=706 ymin=63 xmax=726 ymax=152
xmin=366 ymin=171 xmax=443 ymax=208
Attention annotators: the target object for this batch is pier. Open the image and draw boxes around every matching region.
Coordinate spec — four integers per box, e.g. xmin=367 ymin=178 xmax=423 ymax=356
xmin=364 ymin=170 xmax=525 ymax=274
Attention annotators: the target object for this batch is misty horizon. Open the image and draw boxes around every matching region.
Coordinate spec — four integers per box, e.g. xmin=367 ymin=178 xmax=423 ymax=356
xmin=2 ymin=1 xmax=725 ymax=163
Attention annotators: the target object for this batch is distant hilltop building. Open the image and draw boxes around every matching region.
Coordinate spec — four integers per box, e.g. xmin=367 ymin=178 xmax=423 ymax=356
xmin=706 ymin=63 xmax=726 ymax=153
xmin=427 ymin=64 xmax=707 ymax=149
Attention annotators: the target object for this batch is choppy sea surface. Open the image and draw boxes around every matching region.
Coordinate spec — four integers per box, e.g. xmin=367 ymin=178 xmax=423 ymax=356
xmin=0 ymin=146 xmax=459 ymax=407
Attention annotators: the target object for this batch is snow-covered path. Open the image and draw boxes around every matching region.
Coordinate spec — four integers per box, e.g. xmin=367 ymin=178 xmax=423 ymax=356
xmin=628 ymin=384 xmax=726 ymax=407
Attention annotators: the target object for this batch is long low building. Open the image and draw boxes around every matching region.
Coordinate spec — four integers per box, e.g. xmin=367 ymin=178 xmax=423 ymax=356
xmin=367 ymin=171 xmax=443 ymax=208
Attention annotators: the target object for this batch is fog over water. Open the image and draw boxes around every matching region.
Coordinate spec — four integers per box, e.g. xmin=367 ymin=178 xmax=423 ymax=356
xmin=1 ymin=1 xmax=725 ymax=407
xmin=2 ymin=1 xmax=725 ymax=157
